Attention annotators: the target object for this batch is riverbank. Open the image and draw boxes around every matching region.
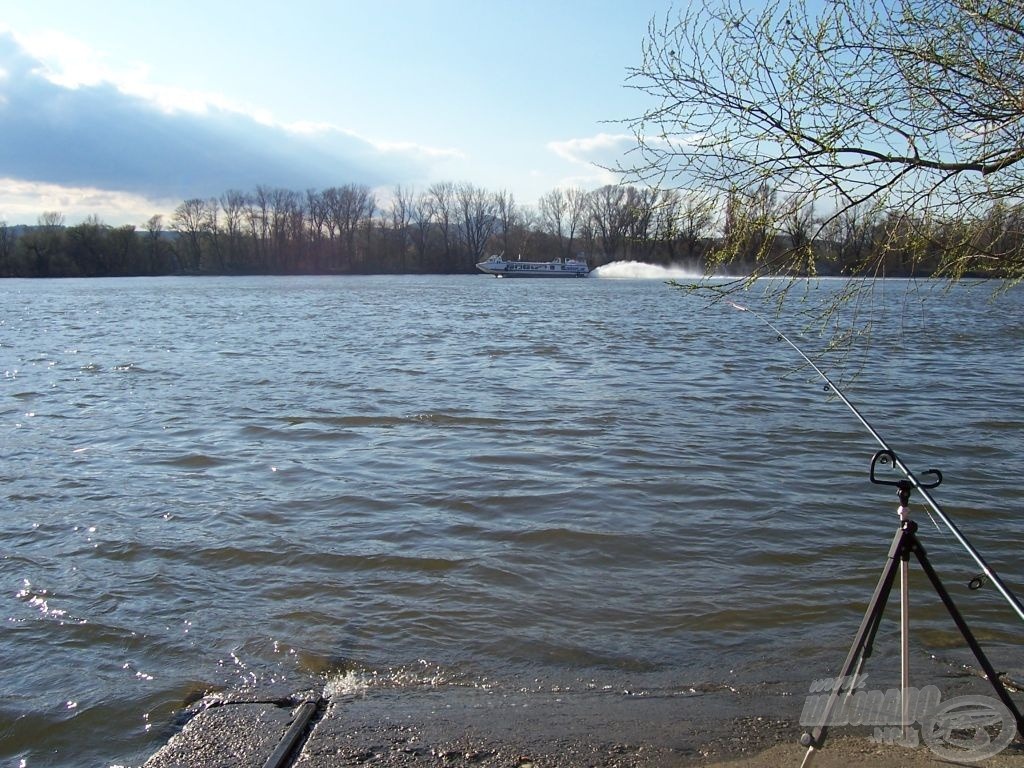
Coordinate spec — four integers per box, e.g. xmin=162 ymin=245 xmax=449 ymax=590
xmin=142 ymin=672 xmax=1022 ymax=768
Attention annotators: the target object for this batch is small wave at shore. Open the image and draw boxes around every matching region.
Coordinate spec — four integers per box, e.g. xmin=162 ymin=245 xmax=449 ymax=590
xmin=589 ymin=260 xmax=701 ymax=279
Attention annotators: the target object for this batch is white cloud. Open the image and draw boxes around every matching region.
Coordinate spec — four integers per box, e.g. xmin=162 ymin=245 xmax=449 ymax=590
xmin=371 ymin=139 xmax=466 ymax=161
xmin=12 ymin=27 xmax=279 ymax=120
xmin=0 ymin=178 xmax=174 ymax=226
xmin=547 ymin=132 xmax=636 ymax=165
xmin=543 ymin=132 xmax=637 ymax=191
xmin=286 ymin=120 xmax=464 ymax=163
xmin=14 ymin=28 xmax=113 ymax=88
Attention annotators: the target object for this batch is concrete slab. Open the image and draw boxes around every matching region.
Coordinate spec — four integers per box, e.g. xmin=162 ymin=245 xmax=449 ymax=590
xmin=292 ymin=685 xmax=794 ymax=768
xmin=143 ymin=698 xmax=320 ymax=768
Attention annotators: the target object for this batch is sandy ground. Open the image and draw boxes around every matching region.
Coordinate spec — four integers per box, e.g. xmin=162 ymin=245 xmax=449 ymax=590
xmin=708 ymin=741 xmax=1019 ymax=768
xmin=706 ymin=737 xmax=1024 ymax=768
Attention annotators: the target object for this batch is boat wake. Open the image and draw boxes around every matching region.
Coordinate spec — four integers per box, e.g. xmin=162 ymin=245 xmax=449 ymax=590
xmin=589 ymin=261 xmax=702 ymax=280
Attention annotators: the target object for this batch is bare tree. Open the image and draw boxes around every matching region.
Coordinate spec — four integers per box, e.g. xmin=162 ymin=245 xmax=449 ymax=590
xmin=145 ymin=214 xmax=166 ymax=272
xmin=268 ymin=188 xmax=297 ymax=269
xmin=360 ymin=191 xmax=377 ymax=268
xmin=712 ymin=182 xmax=782 ymax=274
xmin=15 ymin=212 xmax=66 ymax=276
xmin=410 ymin=191 xmax=432 ymax=270
xmin=564 ymin=187 xmax=588 ymax=258
xmin=106 ymin=225 xmax=139 ymax=275
xmin=818 ymin=206 xmax=879 ymax=277
xmin=493 ymin=189 xmax=517 ymax=258
xmin=588 ymin=185 xmax=632 ymax=262
xmin=386 ymin=185 xmax=415 ymax=270
xmin=306 ymin=189 xmax=328 ymax=241
xmin=171 ymin=199 xmax=212 ymax=272
xmin=203 ymin=198 xmax=224 ymax=272
xmin=676 ymin=191 xmax=716 ymax=262
xmin=220 ymin=189 xmax=247 ymax=269
xmin=426 ymin=181 xmax=456 ymax=268
xmin=538 ymin=188 xmax=567 ymax=250
xmin=0 ymin=220 xmax=13 ymax=274
xmin=39 ymin=211 xmax=64 ymax=229
xmin=780 ymin=193 xmax=817 ymax=274
xmin=285 ymin=192 xmax=308 ymax=271
xmin=66 ymin=214 xmax=108 ymax=276
xmin=623 ymin=186 xmax=659 ymax=261
xmin=323 ymin=184 xmax=374 ymax=270
xmin=245 ymin=186 xmax=272 ymax=270
xmin=624 ymin=0 xmax=1024 ymax=282
xmin=306 ymin=189 xmax=329 ymax=270
xmin=455 ymin=182 xmax=497 ymax=268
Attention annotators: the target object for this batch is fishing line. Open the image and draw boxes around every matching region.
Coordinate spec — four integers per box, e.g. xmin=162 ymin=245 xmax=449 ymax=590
xmin=729 ymin=301 xmax=1024 ymax=624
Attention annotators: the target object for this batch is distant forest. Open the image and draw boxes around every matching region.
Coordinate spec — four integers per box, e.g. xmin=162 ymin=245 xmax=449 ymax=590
xmin=0 ymin=181 xmax=1006 ymax=278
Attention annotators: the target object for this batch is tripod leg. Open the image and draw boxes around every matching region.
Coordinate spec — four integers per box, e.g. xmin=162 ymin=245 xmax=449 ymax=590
xmin=801 ymin=525 xmax=910 ymax=758
xmin=800 ymin=596 xmax=889 ymax=768
xmin=900 ymin=553 xmax=911 ymax=740
xmin=911 ymin=539 xmax=1024 ymax=737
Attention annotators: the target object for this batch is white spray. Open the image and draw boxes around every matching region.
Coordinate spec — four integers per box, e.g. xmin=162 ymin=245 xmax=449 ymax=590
xmin=589 ymin=260 xmax=701 ymax=279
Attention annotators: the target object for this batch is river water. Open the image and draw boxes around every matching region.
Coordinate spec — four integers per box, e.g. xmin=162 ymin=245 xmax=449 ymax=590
xmin=1 ymin=273 xmax=1021 ymax=766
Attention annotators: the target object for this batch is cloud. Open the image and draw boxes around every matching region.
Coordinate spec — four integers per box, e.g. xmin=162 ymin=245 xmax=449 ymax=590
xmin=547 ymin=132 xmax=635 ymax=166
xmin=0 ymin=32 xmax=446 ymax=206
xmin=545 ymin=132 xmax=634 ymax=189
xmin=289 ymin=122 xmax=466 ymax=163
xmin=0 ymin=177 xmax=175 ymax=224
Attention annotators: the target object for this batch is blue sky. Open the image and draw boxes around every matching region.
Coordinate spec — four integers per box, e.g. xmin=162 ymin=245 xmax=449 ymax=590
xmin=0 ymin=1 xmax=674 ymax=226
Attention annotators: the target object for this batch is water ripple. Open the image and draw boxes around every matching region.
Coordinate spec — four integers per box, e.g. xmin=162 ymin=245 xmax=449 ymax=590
xmin=1 ymin=276 xmax=1021 ymax=767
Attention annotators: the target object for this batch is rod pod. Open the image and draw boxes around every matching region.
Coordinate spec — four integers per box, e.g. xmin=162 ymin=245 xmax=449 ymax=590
xmin=798 ymin=473 xmax=1023 ymax=767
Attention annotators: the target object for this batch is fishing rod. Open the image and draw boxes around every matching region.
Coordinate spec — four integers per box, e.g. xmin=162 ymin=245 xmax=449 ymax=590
xmin=730 ymin=301 xmax=1024 ymax=624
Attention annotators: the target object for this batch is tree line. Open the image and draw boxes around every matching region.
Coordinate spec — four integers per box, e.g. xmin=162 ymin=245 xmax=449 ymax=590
xmin=2 ymin=180 xmax=1019 ymax=279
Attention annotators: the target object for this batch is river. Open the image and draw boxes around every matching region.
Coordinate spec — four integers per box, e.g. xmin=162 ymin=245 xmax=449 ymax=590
xmin=1 ymin=273 xmax=1021 ymax=766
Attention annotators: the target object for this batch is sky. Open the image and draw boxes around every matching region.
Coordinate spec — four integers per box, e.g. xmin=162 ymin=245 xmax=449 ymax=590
xmin=0 ymin=0 xmax=676 ymax=227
